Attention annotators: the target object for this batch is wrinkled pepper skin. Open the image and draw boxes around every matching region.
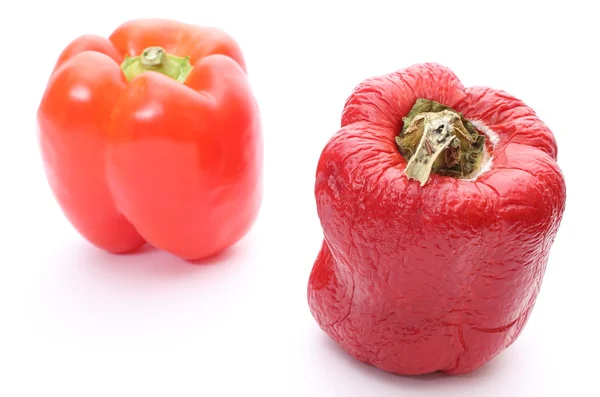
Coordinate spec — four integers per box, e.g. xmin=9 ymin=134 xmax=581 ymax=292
xmin=37 ymin=19 xmax=262 ymax=260
xmin=308 ymin=63 xmax=566 ymax=375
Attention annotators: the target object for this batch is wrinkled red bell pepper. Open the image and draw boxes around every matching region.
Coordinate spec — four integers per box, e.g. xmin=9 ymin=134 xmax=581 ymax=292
xmin=37 ymin=19 xmax=262 ymax=260
xmin=308 ymin=63 xmax=566 ymax=375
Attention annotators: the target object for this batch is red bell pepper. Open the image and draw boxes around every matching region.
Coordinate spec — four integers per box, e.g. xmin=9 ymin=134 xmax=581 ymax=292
xmin=308 ymin=63 xmax=566 ymax=375
xmin=37 ymin=19 xmax=262 ymax=260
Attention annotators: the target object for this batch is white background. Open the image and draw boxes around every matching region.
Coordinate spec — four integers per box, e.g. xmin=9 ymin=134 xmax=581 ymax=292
xmin=1 ymin=1 xmax=598 ymax=396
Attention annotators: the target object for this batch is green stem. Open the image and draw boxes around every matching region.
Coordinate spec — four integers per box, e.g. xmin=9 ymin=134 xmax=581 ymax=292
xmin=396 ymin=99 xmax=486 ymax=186
xmin=121 ymin=47 xmax=193 ymax=83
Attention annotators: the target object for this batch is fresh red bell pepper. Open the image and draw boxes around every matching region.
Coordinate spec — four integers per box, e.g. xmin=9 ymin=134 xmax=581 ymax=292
xmin=308 ymin=63 xmax=566 ymax=375
xmin=37 ymin=19 xmax=262 ymax=260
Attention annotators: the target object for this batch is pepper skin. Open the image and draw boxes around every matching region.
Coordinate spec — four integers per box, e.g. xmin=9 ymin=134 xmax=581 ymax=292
xmin=37 ymin=19 xmax=262 ymax=260
xmin=307 ymin=63 xmax=566 ymax=375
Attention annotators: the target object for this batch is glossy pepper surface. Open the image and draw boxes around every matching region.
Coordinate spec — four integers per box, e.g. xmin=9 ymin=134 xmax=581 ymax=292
xmin=37 ymin=19 xmax=262 ymax=260
xmin=307 ymin=63 xmax=566 ymax=375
